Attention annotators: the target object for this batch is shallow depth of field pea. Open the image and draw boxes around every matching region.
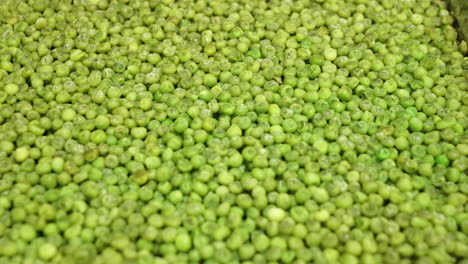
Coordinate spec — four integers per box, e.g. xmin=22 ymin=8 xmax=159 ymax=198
xmin=0 ymin=0 xmax=467 ymax=263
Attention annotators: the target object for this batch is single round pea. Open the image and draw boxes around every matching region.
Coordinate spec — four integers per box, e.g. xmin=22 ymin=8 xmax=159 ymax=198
xmin=5 ymin=83 xmax=19 ymax=95
xmin=38 ymin=243 xmax=57 ymax=260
